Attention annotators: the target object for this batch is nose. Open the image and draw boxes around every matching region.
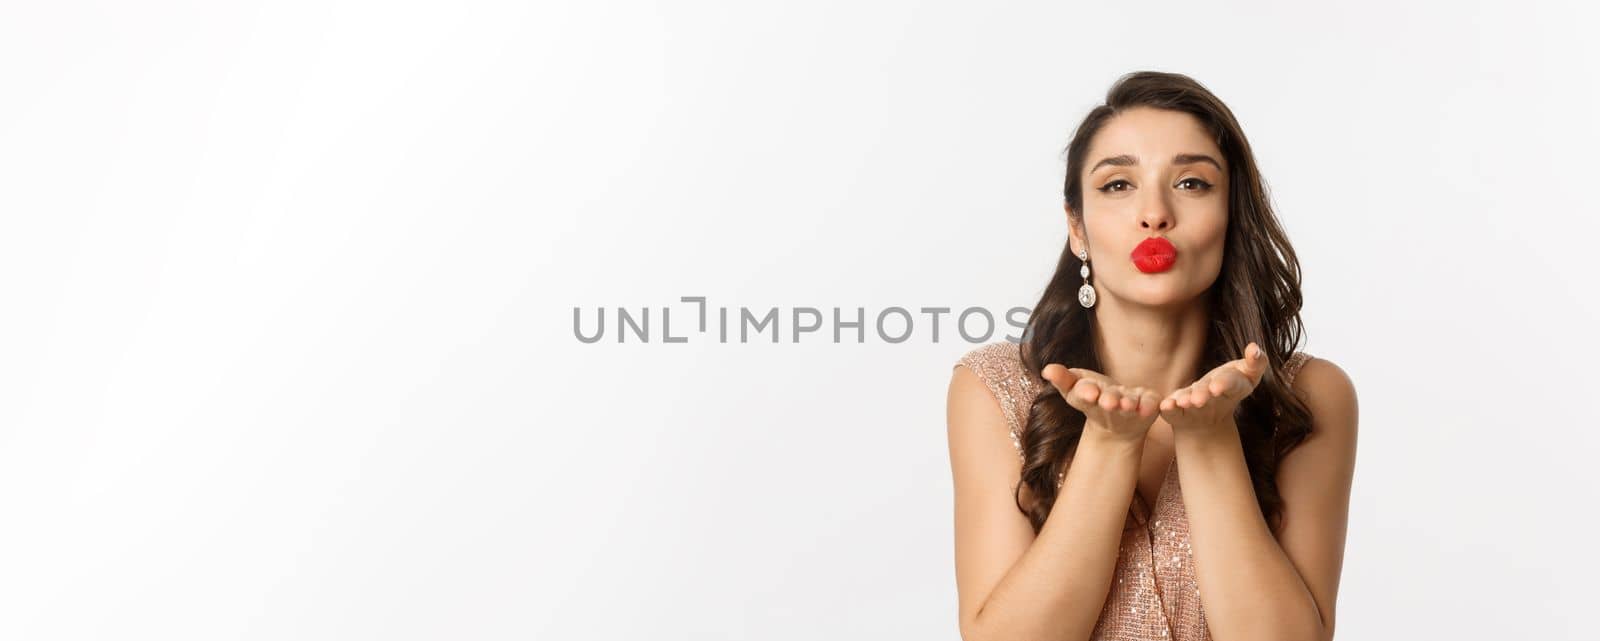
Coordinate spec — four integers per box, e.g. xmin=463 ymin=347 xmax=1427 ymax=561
xmin=1138 ymin=192 xmax=1174 ymax=232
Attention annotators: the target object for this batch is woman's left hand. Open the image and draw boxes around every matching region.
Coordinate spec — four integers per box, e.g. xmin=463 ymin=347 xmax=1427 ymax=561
xmin=1159 ymin=342 xmax=1271 ymax=436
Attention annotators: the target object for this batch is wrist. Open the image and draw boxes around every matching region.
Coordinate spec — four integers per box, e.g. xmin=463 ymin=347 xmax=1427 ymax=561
xmin=1079 ymin=424 xmax=1146 ymax=456
xmin=1173 ymin=419 xmax=1239 ymax=446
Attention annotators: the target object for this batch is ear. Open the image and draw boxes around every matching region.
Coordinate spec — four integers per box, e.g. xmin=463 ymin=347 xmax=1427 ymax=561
xmin=1063 ymin=203 xmax=1085 ymax=255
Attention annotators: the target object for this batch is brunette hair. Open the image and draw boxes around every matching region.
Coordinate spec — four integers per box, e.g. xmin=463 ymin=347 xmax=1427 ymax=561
xmin=1014 ymin=71 xmax=1312 ymax=535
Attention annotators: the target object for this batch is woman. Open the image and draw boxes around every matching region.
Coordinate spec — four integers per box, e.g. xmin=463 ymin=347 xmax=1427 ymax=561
xmin=947 ymin=71 xmax=1358 ymax=641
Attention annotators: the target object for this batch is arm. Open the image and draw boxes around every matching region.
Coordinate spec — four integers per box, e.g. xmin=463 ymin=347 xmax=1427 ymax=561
xmin=947 ymin=364 xmax=1142 ymax=641
xmin=1171 ymin=358 xmax=1359 ymax=641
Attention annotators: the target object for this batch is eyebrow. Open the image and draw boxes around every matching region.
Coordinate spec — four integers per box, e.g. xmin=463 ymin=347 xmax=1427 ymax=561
xmin=1089 ymin=153 xmax=1223 ymax=174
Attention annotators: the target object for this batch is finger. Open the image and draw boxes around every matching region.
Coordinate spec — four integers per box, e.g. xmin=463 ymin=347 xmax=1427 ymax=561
xmin=1111 ymin=387 xmax=1133 ymax=413
xmin=1208 ymin=372 xmax=1236 ymax=398
xmin=1137 ymin=388 xmax=1160 ymax=417
xmin=1069 ymin=378 xmax=1103 ymax=411
xmin=1162 ymin=388 xmax=1193 ymax=415
xmin=1041 ymin=365 xmax=1099 ymax=414
xmin=1160 ymin=394 xmax=1178 ymax=413
xmin=1235 ymin=342 xmax=1269 ymax=381
xmin=1041 ymin=363 xmax=1075 ymax=388
xmin=1122 ymin=387 xmax=1145 ymax=414
xmin=1040 ymin=364 xmax=1079 ymax=394
xmin=1099 ymin=386 xmax=1124 ymax=412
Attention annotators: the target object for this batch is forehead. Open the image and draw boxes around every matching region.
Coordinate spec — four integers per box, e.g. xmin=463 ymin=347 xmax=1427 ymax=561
xmin=1085 ymin=107 xmax=1223 ymax=170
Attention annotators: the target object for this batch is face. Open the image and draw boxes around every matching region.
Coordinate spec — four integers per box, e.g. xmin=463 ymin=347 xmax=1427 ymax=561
xmin=1068 ymin=106 xmax=1230 ymax=309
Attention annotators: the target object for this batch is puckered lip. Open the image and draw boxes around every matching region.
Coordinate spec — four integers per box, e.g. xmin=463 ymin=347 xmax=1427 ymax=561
xmin=1131 ymin=236 xmax=1177 ymax=257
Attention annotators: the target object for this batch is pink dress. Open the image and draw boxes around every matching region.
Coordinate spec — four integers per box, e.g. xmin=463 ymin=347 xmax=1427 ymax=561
xmin=956 ymin=341 xmax=1312 ymax=641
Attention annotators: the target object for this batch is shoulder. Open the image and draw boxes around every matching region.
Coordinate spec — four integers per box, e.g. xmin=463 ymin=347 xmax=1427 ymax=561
xmin=954 ymin=341 xmax=1025 ymax=379
xmin=1289 ymin=355 xmax=1359 ymax=442
xmin=952 ymin=341 xmax=1043 ymax=405
xmin=950 ymin=341 xmax=1039 ymax=457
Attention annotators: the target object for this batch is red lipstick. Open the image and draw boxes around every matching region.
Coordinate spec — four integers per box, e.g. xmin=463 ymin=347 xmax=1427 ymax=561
xmin=1130 ymin=237 xmax=1178 ymax=273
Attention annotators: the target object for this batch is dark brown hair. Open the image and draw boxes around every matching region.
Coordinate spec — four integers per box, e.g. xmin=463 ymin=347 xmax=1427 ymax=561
xmin=1014 ymin=71 xmax=1312 ymax=536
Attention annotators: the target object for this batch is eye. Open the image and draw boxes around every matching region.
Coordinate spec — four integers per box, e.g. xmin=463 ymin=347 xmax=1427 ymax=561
xmin=1177 ymin=177 xmax=1213 ymax=191
xmin=1097 ymin=179 xmax=1133 ymax=193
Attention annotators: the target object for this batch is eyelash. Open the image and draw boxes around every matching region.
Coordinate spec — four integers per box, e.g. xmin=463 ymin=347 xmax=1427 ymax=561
xmin=1097 ymin=178 xmax=1214 ymax=193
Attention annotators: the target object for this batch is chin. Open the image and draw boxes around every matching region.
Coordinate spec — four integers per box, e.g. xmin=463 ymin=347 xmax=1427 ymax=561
xmin=1120 ymin=282 xmax=1198 ymax=307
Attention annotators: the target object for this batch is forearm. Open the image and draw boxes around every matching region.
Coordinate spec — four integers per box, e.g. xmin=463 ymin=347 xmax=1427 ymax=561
xmin=1173 ymin=424 xmax=1327 ymax=641
xmin=967 ymin=429 xmax=1141 ymax=641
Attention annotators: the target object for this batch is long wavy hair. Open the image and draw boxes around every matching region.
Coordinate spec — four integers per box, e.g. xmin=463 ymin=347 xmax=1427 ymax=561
xmin=1014 ymin=71 xmax=1312 ymax=536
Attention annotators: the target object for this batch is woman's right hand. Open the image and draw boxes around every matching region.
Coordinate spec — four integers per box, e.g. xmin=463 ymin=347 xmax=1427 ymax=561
xmin=1039 ymin=364 xmax=1161 ymax=444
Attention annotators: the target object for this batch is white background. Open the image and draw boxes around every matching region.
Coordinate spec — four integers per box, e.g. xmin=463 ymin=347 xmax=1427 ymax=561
xmin=2 ymin=1 xmax=1597 ymax=639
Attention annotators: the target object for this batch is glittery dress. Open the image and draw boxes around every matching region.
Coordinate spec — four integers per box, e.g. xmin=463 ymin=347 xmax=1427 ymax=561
xmin=955 ymin=341 xmax=1312 ymax=641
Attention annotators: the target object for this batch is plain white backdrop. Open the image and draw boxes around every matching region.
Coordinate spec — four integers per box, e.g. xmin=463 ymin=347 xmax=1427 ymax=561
xmin=2 ymin=0 xmax=1597 ymax=639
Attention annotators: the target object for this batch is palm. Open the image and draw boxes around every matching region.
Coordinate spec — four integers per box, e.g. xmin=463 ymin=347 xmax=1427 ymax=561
xmin=1158 ymin=342 xmax=1270 ymax=432
xmin=1039 ymin=363 xmax=1161 ymax=443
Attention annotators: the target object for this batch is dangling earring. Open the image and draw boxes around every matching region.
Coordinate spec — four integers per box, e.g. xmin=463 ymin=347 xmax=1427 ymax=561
xmin=1076 ymin=248 xmax=1097 ymax=309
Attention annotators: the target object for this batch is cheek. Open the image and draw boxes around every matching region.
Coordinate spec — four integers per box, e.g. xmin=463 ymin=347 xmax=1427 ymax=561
xmin=1181 ymin=200 xmax=1228 ymax=240
xmin=1202 ymin=215 xmax=1228 ymax=244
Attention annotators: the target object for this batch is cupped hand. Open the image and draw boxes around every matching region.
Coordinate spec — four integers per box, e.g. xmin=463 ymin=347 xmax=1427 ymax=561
xmin=1040 ymin=363 xmax=1161 ymax=444
xmin=1158 ymin=341 xmax=1270 ymax=434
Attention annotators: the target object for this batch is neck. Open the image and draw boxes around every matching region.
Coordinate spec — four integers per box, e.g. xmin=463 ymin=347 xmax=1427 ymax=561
xmin=1089 ymin=293 xmax=1210 ymax=396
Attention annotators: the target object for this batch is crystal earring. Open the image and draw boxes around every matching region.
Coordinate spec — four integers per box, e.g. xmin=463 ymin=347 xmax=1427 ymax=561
xmin=1076 ymin=248 xmax=1096 ymax=308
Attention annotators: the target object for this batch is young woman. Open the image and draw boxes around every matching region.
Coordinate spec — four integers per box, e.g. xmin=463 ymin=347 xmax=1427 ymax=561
xmin=947 ymin=71 xmax=1358 ymax=641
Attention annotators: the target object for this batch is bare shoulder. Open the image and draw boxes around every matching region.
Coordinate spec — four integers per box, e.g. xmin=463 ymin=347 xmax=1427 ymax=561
xmin=1291 ymin=356 xmax=1359 ymax=438
xmin=948 ymin=349 xmax=1010 ymax=442
xmin=950 ymin=341 xmax=1034 ymax=453
xmin=948 ymin=358 xmax=993 ymax=409
xmin=947 ymin=342 xmax=1027 ymax=479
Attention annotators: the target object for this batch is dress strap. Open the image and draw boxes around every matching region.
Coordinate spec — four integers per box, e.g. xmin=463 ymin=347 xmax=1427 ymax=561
xmin=1283 ymin=351 xmax=1313 ymax=389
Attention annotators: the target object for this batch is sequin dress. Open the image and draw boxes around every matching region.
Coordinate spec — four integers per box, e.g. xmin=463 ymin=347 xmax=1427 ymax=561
xmin=955 ymin=341 xmax=1312 ymax=641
